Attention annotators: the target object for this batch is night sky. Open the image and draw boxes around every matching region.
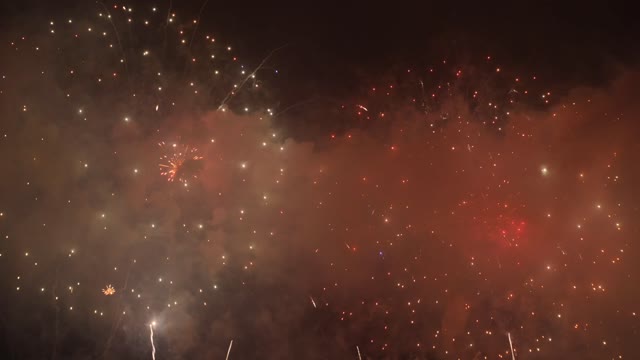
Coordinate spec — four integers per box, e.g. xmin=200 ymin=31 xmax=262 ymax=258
xmin=1 ymin=1 xmax=640 ymax=359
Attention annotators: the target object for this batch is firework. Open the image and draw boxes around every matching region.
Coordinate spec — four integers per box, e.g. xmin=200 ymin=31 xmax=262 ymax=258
xmin=102 ymin=284 xmax=116 ymax=296
xmin=0 ymin=1 xmax=635 ymax=359
xmin=158 ymin=142 xmax=204 ymax=183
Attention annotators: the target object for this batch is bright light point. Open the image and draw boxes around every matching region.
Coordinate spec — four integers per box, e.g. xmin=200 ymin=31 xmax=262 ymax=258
xmin=134 ymin=169 xmax=138 ymax=173
xmin=151 ymin=321 xmax=156 ymax=326
xmin=541 ymin=166 xmax=548 ymax=175
xmin=241 ymin=163 xmax=247 ymax=169
xmin=124 ymin=117 xmax=129 ymax=122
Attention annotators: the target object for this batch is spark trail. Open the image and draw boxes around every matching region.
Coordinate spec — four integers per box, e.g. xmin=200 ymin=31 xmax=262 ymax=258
xmin=507 ymin=332 xmax=516 ymax=360
xmin=149 ymin=323 xmax=156 ymax=360
xmin=225 ymin=340 xmax=233 ymax=360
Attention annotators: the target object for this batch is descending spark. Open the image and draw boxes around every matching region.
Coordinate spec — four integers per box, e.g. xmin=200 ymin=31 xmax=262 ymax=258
xmin=507 ymin=332 xmax=516 ymax=360
xmin=149 ymin=323 xmax=156 ymax=360
xmin=225 ymin=340 xmax=233 ymax=360
xmin=310 ymin=296 xmax=317 ymax=308
xmin=356 ymin=345 xmax=362 ymax=360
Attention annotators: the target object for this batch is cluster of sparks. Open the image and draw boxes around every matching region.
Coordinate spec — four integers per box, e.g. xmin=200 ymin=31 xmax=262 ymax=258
xmin=0 ymin=2 xmax=638 ymax=360
xmin=102 ymin=284 xmax=116 ymax=296
xmin=158 ymin=142 xmax=204 ymax=184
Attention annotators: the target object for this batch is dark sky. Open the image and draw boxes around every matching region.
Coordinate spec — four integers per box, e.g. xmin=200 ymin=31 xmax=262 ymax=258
xmin=1 ymin=1 xmax=640 ymax=359
xmin=3 ymin=1 xmax=638 ymax=99
xmin=151 ymin=2 xmax=637 ymax=98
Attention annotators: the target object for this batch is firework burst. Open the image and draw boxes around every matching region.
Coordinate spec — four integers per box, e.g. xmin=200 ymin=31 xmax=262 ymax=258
xmin=158 ymin=142 xmax=204 ymax=183
xmin=102 ymin=284 xmax=116 ymax=296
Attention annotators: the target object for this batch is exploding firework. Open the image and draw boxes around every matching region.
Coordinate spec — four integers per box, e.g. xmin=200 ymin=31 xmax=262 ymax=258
xmin=102 ymin=284 xmax=116 ymax=296
xmin=158 ymin=142 xmax=204 ymax=183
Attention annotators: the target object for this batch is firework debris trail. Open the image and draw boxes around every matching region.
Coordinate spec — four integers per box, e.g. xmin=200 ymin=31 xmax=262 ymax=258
xmin=507 ymin=332 xmax=516 ymax=360
xmin=149 ymin=323 xmax=156 ymax=360
xmin=225 ymin=340 xmax=233 ymax=360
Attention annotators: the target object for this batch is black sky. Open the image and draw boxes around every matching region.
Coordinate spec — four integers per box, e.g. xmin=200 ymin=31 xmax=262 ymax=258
xmin=3 ymin=1 xmax=638 ymax=102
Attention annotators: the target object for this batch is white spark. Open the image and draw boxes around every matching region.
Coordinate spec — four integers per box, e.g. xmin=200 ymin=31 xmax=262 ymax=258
xmin=225 ymin=340 xmax=233 ymax=360
xmin=149 ymin=323 xmax=156 ymax=360
xmin=507 ymin=332 xmax=516 ymax=360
